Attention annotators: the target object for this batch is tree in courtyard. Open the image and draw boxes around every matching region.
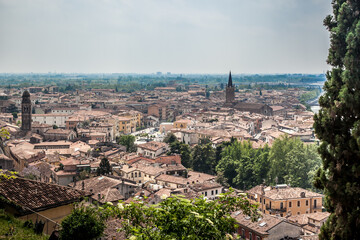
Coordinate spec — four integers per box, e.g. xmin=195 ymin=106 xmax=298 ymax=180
xmin=192 ymin=143 xmax=216 ymax=174
xmin=313 ymin=1 xmax=360 ymax=239
xmin=96 ymin=157 xmax=112 ymax=175
xmin=163 ymin=132 xmax=177 ymax=144
xmin=169 ymin=141 xmax=192 ymax=168
xmin=117 ymin=135 xmax=136 ymax=152
xmin=59 ymin=204 xmax=106 ymax=240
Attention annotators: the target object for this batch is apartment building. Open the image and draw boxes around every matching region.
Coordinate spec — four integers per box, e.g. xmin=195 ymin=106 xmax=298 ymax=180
xmin=247 ymin=184 xmax=323 ymax=217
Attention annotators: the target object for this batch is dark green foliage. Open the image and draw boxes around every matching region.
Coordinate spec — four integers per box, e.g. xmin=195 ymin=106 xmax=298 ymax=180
xmin=59 ymin=205 xmax=106 ymax=240
xmin=163 ymin=132 xmax=177 ymax=144
xmin=96 ymin=157 xmax=112 ymax=175
xmin=169 ymin=140 xmax=192 ymax=168
xmin=33 ymin=220 xmax=45 ymax=234
xmin=117 ymin=135 xmax=136 ymax=152
xmin=313 ymin=1 xmax=360 ymax=239
xmin=192 ymin=143 xmax=216 ymax=175
xmin=216 ymin=140 xmax=270 ymax=190
xmin=199 ymin=137 xmax=211 ymax=145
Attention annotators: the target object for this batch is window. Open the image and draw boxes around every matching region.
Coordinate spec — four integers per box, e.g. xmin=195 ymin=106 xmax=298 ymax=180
xmin=280 ymin=202 xmax=283 ymax=209
xmin=306 ymin=200 xmax=309 ymax=206
xmin=205 ymin=192 xmax=207 ymax=196
xmin=297 ymin=201 xmax=300 ymax=207
xmin=216 ymin=189 xmax=218 ymax=194
xmin=139 ymin=172 xmax=141 ymax=177
xmin=211 ymin=190 xmax=214 ymax=195
xmin=249 ymin=232 xmax=252 ymax=240
xmin=269 ymin=202 xmax=272 ymax=209
xmin=297 ymin=212 xmax=300 ymax=215
xmin=264 ymin=199 xmax=266 ymax=204
xmin=314 ymin=199 xmax=317 ymax=208
xmin=256 ymin=237 xmax=260 ymax=240
xmin=289 ymin=202 xmax=292 ymax=207
xmin=135 ymin=173 xmax=137 ymax=178
xmin=242 ymin=229 xmax=245 ymax=238
xmin=131 ymin=173 xmax=133 ymax=178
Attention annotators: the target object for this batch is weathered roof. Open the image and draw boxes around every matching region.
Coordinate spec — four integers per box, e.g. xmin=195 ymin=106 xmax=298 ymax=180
xmin=247 ymin=185 xmax=323 ymax=200
xmin=0 ymin=177 xmax=87 ymax=212
xmin=190 ymin=182 xmax=222 ymax=192
xmin=232 ymin=211 xmax=283 ymax=236
xmin=155 ymin=155 xmax=181 ymax=165
xmin=187 ymin=171 xmax=216 ymax=184
xmin=137 ymin=141 xmax=168 ymax=151
xmin=155 ymin=174 xmax=188 ymax=185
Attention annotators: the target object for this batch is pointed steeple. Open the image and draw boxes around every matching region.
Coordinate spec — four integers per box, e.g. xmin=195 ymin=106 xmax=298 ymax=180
xmin=228 ymin=71 xmax=233 ymax=87
xmin=225 ymin=71 xmax=235 ymax=104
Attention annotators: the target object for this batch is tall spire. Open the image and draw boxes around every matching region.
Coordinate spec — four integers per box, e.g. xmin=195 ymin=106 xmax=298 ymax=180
xmin=228 ymin=71 xmax=233 ymax=87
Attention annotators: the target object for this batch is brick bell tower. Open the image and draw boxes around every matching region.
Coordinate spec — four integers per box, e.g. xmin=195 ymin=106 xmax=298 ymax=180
xmin=226 ymin=71 xmax=235 ymax=104
xmin=21 ymin=90 xmax=32 ymax=131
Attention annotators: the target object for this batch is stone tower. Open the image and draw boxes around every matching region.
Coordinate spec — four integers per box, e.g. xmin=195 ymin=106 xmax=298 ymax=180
xmin=226 ymin=71 xmax=235 ymax=104
xmin=21 ymin=90 xmax=32 ymax=131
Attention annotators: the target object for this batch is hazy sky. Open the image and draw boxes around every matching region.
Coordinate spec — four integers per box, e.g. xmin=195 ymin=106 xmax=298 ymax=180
xmin=0 ymin=0 xmax=332 ymax=74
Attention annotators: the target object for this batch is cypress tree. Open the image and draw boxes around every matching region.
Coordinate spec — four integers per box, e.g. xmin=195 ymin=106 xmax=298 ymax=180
xmin=313 ymin=1 xmax=360 ymax=239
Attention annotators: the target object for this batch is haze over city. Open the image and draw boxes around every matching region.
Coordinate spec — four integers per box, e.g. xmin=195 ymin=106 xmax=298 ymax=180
xmin=0 ymin=0 xmax=331 ymax=74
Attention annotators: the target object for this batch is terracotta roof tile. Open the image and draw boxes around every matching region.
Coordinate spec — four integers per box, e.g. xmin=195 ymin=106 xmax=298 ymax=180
xmin=0 ymin=177 xmax=88 ymax=212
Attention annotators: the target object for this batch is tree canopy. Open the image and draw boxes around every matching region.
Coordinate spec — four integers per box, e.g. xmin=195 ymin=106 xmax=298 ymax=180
xmin=110 ymin=189 xmax=259 ymax=239
xmin=216 ymin=137 xmax=321 ymax=191
xmin=117 ymin=135 xmax=136 ymax=152
xmin=96 ymin=157 xmax=112 ymax=175
xmin=59 ymin=204 xmax=106 ymax=240
xmin=313 ymin=1 xmax=360 ymax=239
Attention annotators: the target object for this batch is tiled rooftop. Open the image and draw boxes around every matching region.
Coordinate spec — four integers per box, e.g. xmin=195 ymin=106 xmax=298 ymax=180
xmin=0 ymin=177 xmax=88 ymax=212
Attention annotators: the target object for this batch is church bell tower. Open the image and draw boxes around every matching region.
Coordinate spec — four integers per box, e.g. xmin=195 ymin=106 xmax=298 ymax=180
xmin=226 ymin=71 xmax=235 ymax=104
xmin=21 ymin=90 xmax=32 ymax=131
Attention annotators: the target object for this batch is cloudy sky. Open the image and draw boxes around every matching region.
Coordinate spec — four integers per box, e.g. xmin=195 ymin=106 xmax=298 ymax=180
xmin=0 ymin=0 xmax=332 ymax=74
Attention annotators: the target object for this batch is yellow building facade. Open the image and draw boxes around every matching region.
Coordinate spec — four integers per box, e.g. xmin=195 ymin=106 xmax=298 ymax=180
xmin=247 ymin=185 xmax=323 ymax=217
